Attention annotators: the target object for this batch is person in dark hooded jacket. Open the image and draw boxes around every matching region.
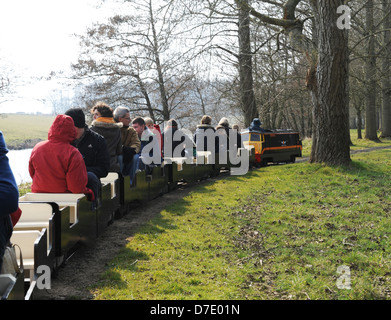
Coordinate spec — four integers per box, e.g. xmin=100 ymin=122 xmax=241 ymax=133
xmin=65 ymin=108 xmax=110 ymax=179
xmin=28 ymin=115 xmax=94 ymax=200
xmin=65 ymin=108 xmax=110 ymax=204
xmin=0 ymin=131 xmax=19 ymax=272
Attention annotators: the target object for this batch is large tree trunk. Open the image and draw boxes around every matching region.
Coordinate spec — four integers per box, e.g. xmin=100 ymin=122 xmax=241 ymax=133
xmin=243 ymin=0 xmax=351 ymax=165
xmin=381 ymin=2 xmax=391 ymax=138
xmin=310 ymin=0 xmax=351 ymax=165
xmin=237 ymin=0 xmax=258 ymax=127
xmin=365 ymin=0 xmax=379 ymax=141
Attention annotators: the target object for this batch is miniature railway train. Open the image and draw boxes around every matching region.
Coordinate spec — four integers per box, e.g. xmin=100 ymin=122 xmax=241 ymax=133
xmin=1 ymin=129 xmax=302 ymax=300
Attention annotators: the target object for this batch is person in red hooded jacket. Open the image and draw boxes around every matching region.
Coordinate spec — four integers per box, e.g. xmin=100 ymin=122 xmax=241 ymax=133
xmin=29 ymin=115 xmax=94 ymax=200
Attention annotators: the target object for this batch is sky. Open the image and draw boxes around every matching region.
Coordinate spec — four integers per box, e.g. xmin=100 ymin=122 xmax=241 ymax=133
xmin=0 ymin=0 xmax=115 ymax=114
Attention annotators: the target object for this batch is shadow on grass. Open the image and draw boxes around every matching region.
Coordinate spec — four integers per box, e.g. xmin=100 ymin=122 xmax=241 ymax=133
xmin=92 ymin=152 xmax=391 ymax=298
xmin=97 ymin=248 xmax=150 ymax=290
xmin=338 ymin=158 xmax=390 ymax=178
xmin=96 ymin=180 xmax=220 ymax=286
xmin=139 ymin=212 xmax=180 ymax=234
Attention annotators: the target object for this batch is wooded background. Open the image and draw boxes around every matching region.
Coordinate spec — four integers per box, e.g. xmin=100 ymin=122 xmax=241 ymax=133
xmin=3 ymin=0 xmax=389 ymax=165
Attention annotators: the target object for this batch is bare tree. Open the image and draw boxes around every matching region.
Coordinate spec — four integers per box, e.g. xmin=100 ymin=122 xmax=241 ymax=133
xmin=0 ymin=76 xmax=10 ymax=105
xmin=0 ymin=57 xmax=13 ymax=106
xmin=180 ymin=0 xmax=259 ymax=126
xmin=73 ymin=0 xmax=201 ymax=122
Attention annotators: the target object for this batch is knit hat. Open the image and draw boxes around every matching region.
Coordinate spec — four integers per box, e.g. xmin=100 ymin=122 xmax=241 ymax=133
xmin=65 ymin=108 xmax=86 ymax=128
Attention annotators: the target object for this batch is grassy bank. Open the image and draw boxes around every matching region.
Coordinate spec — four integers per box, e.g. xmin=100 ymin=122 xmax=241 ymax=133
xmin=18 ymin=183 xmax=32 ymax=197
xmin=91 ymin=148 xmax=391 ymax=300
xmin=0 ymin=113 xmax=55 ymax=149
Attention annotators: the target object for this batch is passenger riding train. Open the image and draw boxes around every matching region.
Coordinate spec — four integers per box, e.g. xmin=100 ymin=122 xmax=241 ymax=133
xmin=0 ymin=120 xmax=302 ymax=300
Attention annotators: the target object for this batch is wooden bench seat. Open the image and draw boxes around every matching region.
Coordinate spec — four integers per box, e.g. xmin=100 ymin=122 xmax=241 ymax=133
xmin=19 ymin=193 xmax=96 ymax=251
xmin=101 ymin=172 xmax=119 ymax=199
xmin=19 ymin=193 xmax=84 ymax=224
xmin=11 ymin=229 xmax=48 ymax=282
xmin=15 ymin=203 xmax=54 ymax=249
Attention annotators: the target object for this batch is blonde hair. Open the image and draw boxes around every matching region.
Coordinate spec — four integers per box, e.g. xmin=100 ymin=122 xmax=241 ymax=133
xmin=144 ymin=117 xmax=154 ymax=125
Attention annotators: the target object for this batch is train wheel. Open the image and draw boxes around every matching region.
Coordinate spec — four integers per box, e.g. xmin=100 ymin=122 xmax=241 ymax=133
xmin=290 ymin=156 xmax=296 ymax=163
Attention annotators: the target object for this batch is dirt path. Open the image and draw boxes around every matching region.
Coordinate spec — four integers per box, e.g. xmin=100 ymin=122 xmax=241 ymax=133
xmin=34 ymin=180 xmax=219 ymax=300
xmin=350 ymin=145 xmax=391 ymax=154
xmin=34 ymin=145 xmax=391 ymax=300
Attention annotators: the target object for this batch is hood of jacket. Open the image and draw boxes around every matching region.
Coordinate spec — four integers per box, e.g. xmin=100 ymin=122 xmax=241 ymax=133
xmin=48 ymin=115 xmax=77 ymax=144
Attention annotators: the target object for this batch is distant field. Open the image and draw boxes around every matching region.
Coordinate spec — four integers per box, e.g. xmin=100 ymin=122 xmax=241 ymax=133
xmin=0 ymin=113 xmax=55 ymax=149
xmin=2 ymin=114 xmax=391 ymax=152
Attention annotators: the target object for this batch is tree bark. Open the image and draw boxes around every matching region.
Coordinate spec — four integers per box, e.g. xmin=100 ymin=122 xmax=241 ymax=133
xmin=311 ymin=0 xmax=351 ymax=165
xmin=380 ymin=2 xmax=391 ymax=138
xmin=237 ymin=0 xmax=258 ymax=127
xmin=365 ymin=0 xmax=379 ymax=141
xmin=243 ymin=0 xmax=351 ymax=165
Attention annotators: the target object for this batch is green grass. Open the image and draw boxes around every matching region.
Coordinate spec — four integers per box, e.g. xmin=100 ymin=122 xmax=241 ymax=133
xmin=0 ymin=113 xmax=55 ymax=148
xmin=90 ymin=148 xmax=391 ymax=300
xmin=301 ymin=129 xmax=391 ymax=158
xmin=18 ymin=183 xmax=31 ymax=196
xmin=6 ymin=116 xmax=390 ymax=299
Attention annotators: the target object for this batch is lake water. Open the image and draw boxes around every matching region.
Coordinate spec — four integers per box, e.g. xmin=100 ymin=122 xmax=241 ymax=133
xmin=7 ymin=149 xmax=33 ymax=185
